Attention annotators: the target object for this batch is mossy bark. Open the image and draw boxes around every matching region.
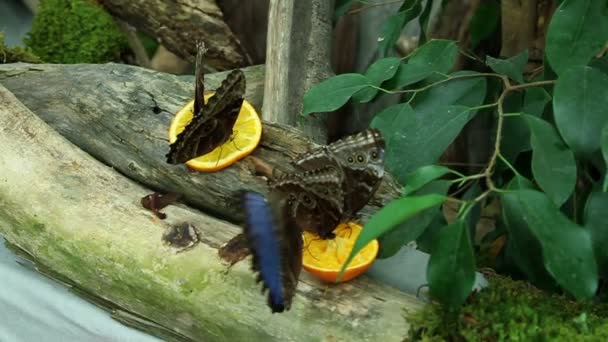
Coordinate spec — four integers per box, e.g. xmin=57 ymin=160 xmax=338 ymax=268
xmin=0 ymin=65 xmax=420 ymax=340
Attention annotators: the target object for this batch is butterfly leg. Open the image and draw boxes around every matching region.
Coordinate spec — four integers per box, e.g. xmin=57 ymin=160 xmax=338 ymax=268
xmin=214 ymin=144 xmax=225 ymax=167
xmin=342 ymin=222 xmax=355 ymax=239
xmin=230 ymin=130 xmax=243 ymax=151
xmin=303 ymin=235 xmax=322 ymax=262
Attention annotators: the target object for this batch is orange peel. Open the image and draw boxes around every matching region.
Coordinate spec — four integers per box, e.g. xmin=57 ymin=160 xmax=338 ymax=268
xmin=302 ymin=222 xmax=379 ymax=283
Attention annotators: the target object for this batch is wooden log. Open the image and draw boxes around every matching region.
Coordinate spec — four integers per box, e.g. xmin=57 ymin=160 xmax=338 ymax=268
xmin=0 ymin=82 xmax=422 ymax=341
xmin=263 ymin=0 xmax=335 ymax=143
xmin=101 ymin=0 xmax=251 ymax=70
xmin=0 ymin=63 xmax=401 ymax=226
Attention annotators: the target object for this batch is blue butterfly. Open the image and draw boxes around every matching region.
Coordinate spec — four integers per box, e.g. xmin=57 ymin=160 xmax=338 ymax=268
xmin=240 ymin=191 xmax=302 ymax=313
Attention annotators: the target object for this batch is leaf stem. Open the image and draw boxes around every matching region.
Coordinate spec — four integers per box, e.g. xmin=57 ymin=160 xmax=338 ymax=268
xmin=474 ymin=76 xmax=555 ymax=202
xmin=497 ymin=153 xmax=521 ymax=176
xmin=439 ymin=76 xmax=556 ymax=207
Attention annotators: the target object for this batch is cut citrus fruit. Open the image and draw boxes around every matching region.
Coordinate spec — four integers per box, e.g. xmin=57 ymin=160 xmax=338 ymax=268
xmin=168 ymin=94 xmax=262 ymax=172
xmin=302 ymin=222 xmax=379 ymax=283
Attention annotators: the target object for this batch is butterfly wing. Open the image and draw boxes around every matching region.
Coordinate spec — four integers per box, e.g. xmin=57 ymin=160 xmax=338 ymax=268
xmin=271 ymin=166 xmax=344 ymax=239
xmin=304 ymin=129 xmax=386 ymax=216
xmin=240 ymin=191 xmax=302 ymax=313
xmin=166 ymin=69 xmax=246 ymax=164
xmin=291 ymin=146 xmax=338 ymax=171
xmin=194 ymin=41 xmax=207 ymax=118
xmin=328 ymin=128 xmax=386 ymax=215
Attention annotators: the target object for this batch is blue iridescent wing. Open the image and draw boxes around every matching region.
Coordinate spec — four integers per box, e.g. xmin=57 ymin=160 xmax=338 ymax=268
xmin=241 ymin=191 xmax=303 ymax=312
xmin=240 ymin=191 xmax=285 ymax=312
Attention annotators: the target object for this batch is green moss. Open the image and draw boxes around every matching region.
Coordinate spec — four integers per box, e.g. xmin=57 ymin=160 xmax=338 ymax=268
xmin=24 ymin=0 xmax=127 ymax=63
xmin=0 ymin=32 xmax=42 ymax=63
xmin=405 ymin=274 xmax=608 ymax=341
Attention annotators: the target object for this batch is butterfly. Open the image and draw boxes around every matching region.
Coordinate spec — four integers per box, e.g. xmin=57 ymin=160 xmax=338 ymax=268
xmin=240 ymin=191 xmax=302 ymax=313
xmin=166 ymin=42 xmax=246 ymax=164
xmin=269 ymin=165 xmax=345 ymax=239
xmin=236 ymin=129 xmax=386 ymax=312
xmin=291 ymin=128 xmax=386 ymax=219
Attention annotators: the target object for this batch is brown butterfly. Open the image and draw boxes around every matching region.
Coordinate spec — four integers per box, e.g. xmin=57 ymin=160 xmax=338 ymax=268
xmin=292 ymin=128 xmax=386 ymax=219
xmin=166 ymin=42 xmax=246 ymax=164
xmin=269 ymin=165 xmax=345 ymax=239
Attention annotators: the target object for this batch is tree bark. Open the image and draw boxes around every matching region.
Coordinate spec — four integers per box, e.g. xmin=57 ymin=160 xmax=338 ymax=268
xmin=0 ymin=82 xmax=421 ymax=341
xmin=0 ymin=63 xmax=401 ymax=225
xmin=101 ymin=0 xmax=251 ymax=70
xmin=500 ymin=0 xmax=537 ymax=58
xmin=262 ymin=0 xmax=335 ymax=143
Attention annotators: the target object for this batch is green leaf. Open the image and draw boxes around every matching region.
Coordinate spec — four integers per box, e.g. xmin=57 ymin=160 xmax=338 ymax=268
xmin=553 ymin=66 xmax=608 ymax=158
xmin=502 ymin=176 xmax=556 ymax=289
xmin=603 ymin=125 xmax=608 ymax=191
xmin=411 ymin=70 xmax=487 ymax=112
xmin=501 ymin=115 xmax=531 ymax=164
xmin=353 ymin=57 xmax=401 ymax=103
xmin=402 ymin=165 xmax=453 ymax=196
xmin=525 ymin=115 xmax=576 ymax=206
xmin=417 ymin=0 xmax=433 ymax=44
xmin=338 ymin=194 xmax=446 ymax=276
xmin=461 ymin=183 xmax=482 ymax=234
xmin=584 ymin=191 xmax=608 ymax=278
xmin=469 ymin=0 xmax=500 ymax=48
xmin=302 ymin=73 xmax=369 ymax=116
xmin=590 ymin=55 xmax=608 ymax=76
xmin=427 ymin=220 xmax=475 ymax=310
xmin=378 ymin=0 xmax=423 ymax=57
xmin=486 ymin=50 xmax=529 ymax=84
xmin=378 ymin=180 xmax=451 ymax=258
xmin=371 ymin=104 xmax=475 ymax=182
xmin=522 ymin=87 xmax=551 ymax=116
xmin=499 ymin=92 xmax=530 ymax=164
xmin=416 ymin=211 xmax=447 ymax=254
xmin=501 ymin=189 xmax=598 ymax=299
xmin=545 ymin=0 xmax=608 ymax=75
xmin=334 ymin=0 xmax=355 ymax=20
xmin=388 ymin=39 xmax=459 ymax=89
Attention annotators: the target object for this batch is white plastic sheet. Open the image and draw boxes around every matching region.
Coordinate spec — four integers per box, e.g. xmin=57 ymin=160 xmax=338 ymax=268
xmin=0 ymin=237 xmax=160 ymax=342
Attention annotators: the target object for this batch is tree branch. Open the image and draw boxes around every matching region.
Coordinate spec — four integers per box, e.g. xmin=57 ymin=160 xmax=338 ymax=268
xmin=102 ymin=0 xmax=251 ymax=70
xmin=0 ymin=62 xmax=401 ymax=231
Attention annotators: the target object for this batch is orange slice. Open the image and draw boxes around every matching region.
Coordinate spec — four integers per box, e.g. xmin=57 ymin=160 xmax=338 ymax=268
xmin=302 ymin=222 xmax=379 ymax=283
xmin=168 ymin=94 xmax=262 ymax=172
